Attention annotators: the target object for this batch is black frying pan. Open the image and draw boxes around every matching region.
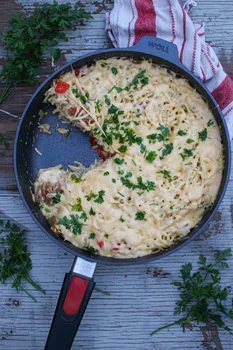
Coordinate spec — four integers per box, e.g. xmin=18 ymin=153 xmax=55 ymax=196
xmin=14 ymin=36 xmax=231 ymax=350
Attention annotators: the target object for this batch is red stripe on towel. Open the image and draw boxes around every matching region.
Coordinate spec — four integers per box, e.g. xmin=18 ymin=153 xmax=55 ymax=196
xmin=212 ymin=75 xmax=233 ymax=110
xmin=168 ymin=0 xmax=176 ymax=43
xmin=133 ymin=0 xmax=156 ymax=44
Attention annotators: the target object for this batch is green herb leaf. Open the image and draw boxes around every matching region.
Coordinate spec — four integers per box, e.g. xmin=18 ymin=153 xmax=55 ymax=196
xmin=94 ymin=190 xmax=105 ymax=204
xmin=207 ymin=120 xmax=215 ymax=127
xmin=0 ymin=133 xmax=12 ymax=148
xmin=198 ymin=128 xmax=208 ymax=141
xmin=89 ymin=207 xmax=96 ymax=216
xmin=59 ymin=214 xmax=84 ymax=235
xmin=111 ymin=67 xmax=118 ymax=75
xmin=135 ymin=211 xmax=146 ymax=221
xmin=187 ymin=138 xmax=194 ymax=144
xmin=71 ymin=198 xmax=82 ymax=211
xmin=86 ymin=246 xmax=97 ymax=254
xmin=159 ymin=170 xmax=173 ymax=182
xmin=104 ymin=233 xmax=109 ymax=238
xmin=105 ymin=95 xmax=111 ymax=106
xmin=158 ymin=125 xmax=170 ymax=138
xmin=70 ymin=174 xmax=82 ymax=183
xmin=145 ymin=151 xmax=157 ymax=163
xmin=53 ymin=193 xmax=61 ymax=204
xmin=118 ymin=145 xmax=128 ymax=153
xmin=89 ymin=233 xmax=96 ymax=239
xmin=104 ymin=172 xmax=110 ymax=176
xmin=162 ymin=143 xmax=173 ymax=157
xmin=177 ymin=130 xmax=187 ymax=136
xmin=85 ymin=191 xmax=98 ymax=201
xmin=108 ymin=104 xmax=118 ymax=114
xmin=119 ymin=216 xmax=125 ymax=222
xmin=114 ymin=158 xmax=124 ymax=165
xmin=125 ymin=172 xmax=133 ymax=178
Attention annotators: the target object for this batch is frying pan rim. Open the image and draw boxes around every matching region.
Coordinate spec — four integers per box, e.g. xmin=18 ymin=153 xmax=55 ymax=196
xmin=14 ymin=44 xmax=231 ymax=265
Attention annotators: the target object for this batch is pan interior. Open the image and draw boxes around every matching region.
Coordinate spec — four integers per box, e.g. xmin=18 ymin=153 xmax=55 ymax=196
xmin=15 ymin=50 xmax=231 ymax=264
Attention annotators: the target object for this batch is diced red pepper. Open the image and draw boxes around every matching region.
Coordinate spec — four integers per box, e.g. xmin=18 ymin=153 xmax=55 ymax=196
xmin=68 ymin=107 xmax=77 ymax=116
xmin=97 ymin=145 xmax=112 ymax=160
xmin=74 ymin=69 xmax=80 ymax=76
xmin=98 ymin=240 xmax=104 ymax=248
xmin=55 ymin=81 xmax=70 ymax=94
xmin=90 ymin=136 xmax=97 ymax=147
xmin=113 ymin=248 xmax=119 ymax=251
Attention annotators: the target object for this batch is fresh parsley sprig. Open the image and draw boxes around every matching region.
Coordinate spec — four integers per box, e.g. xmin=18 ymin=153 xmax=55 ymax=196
xmin=0 ymin=1 xmax=92 ymax=104
xmin=151 ymin=249 xmax=233 ymax=336
xmin=0 ymin=220 xmax=46 ymax=302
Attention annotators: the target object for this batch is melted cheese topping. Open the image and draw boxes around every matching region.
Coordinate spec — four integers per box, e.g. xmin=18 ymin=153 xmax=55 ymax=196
xmin=34 ymin=58 xmax=223 ymax=258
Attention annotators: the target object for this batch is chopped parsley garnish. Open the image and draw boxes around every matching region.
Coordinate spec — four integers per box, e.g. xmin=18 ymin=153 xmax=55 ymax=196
xmin=89 ymin=233 xmax=96 ymax=239
xmin=86 ymin=246 xmax=97 ymax=254
xmin=124 ymin=121 xmax=131 ymax=126
xmin=187 ymin=138 xmax=194 ymax=144
xmin=198 ymin=128 xmax=208 ymax=141
xmin=159 ymin=170 xmax=172 ymax=182
xmin=207 ymin=120 xmax=214 ymax=127
xmin=95 ymin=99 xmax=102 ymax=113
xmin=111 ymin=67 xmax=118 ymax=75
xmin=118 ymin=170 xmax=124 ymax=175
xmin=112 ymin=178 xmax=116 ymax=183
xmin=89 ymin=207 xmax=96 ymax=216
xmin=158 ymin=125 xmax=170 ymax=138
xmin=105 ymin=95 xmax=111 ymax=106
xmin=114 ymin=158 xmax=124 ymax=165
xmin=131 ymin=69 xmax=148 ymax=86
xmin=109 ymin=85 xmax=129 ymax=93
xmin=132 ymin=159 xmax=137 ymax=166
xmin=184 ymin=148 xmax=194 ymax=157
xmin=59 ymin=215 xmax=84 ymax=235
xmin=134 ymin=121 xmax=140 ymax=126
xmin=70 ymin=174 xmax=81 ymax=183
xmin=53 ymin=193 xmax=61 ymax=204
xmin=125 ymin=172 xmax=132 ymax=178
xmin=177 ymin=130 xmax=187 ymax=136
xmin=145 ymin=151 xmax=157 ymax=163
xmin=104 ymin=233 xmax=109 ymax=238
xmin=162 ymin=143 xmax=173 ymax=157
xmin=71 ymin=198 xmax=83 ymax=212
xmin=140 ymin=143 xmax=146 ymax=154
xmin=85 ymin=191 xmax=97 ymax=201
xmin=137 ymin=192 xmax=144 ymax=196
xmin=94 ymin=190 xmax=105 ymax=204
xmin=181 ymin=148 xmax=195 ymax=160
xmin=120 ymin=176 xmax=155 ymax=192
xmin=119 ymin=216 xmax=125 ymax=222
xmin=72 ymin=88 xmax=87 ymax=104
xmin=45 ymin=208 xmax=51 ymax=213
xmin=108 ymin=104 xmax=118 ymax=114
xmin=135 ymin=211 xmax=146 ymax=221
xmin=118 ymin=145 xmax=128 ymax=153
xmin=170 ymin=206 xmax=174 ymax=210
xmin=117 ymin=191 xmax=124 ymax=197
xmin=104 ymin=171 xmax=110 ymax=176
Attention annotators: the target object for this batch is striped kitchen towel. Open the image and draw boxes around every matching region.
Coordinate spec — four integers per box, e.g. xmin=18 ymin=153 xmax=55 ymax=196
xmin=105 ymin=0 xmax=233 ymax=138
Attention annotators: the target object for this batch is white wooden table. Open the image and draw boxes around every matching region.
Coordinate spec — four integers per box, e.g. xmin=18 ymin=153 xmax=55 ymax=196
xmin=0 ymin=1 xmax=233 ymax=349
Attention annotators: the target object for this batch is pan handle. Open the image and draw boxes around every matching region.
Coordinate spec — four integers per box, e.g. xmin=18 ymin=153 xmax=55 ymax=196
xmin=130 ymin=36 xmax=181 ymax=66
xmin=45 ymin=257 xmax=97 ymax=350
